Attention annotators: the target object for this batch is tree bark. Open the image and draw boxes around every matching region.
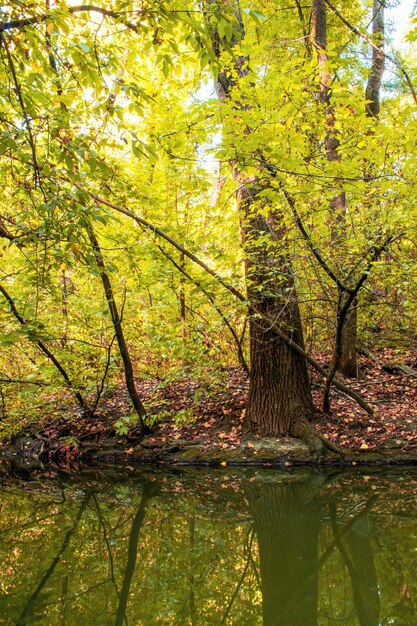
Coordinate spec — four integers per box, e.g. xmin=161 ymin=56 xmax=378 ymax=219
xmin=87 ymin=226 xmax=150 ymax=436
xmin=241 ymin=194 xmax=317 ymax=444
xmin=339 ymin=296 xmax=359 ymax=377
xmin=209 ymin=1 xmax=321 ymax=452
xmin=365 ymin=1 xmax=385 ymax=119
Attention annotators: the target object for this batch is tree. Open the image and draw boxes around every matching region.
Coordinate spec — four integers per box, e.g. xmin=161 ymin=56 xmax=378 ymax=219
xmin=207 ymin=1 xmax=326 ymax=453
xmin=0 ymin=0 xmax=416 ymax=451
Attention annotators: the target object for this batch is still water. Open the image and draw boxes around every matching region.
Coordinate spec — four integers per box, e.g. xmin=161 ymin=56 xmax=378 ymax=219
xmin=0 ymin=464 xmax=416 ymax=625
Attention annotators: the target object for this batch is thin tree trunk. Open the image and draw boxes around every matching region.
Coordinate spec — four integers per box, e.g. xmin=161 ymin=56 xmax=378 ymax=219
xmin=87 ymin=226 xmax=149 ymax=436
xmin=179 ymin=250 xmax=186 ymax=338
xmin=60 ymin=268 xmax=68 ymax=348
xmin=339 ymin=296 xmax=359 ymax=377
xmin=312 ymin=0 xmax=358 ymax=378
xmin=340 ymin=0 xmax=384 ymax=378
xmin=365 ymin=1 xmax=385 ymax=119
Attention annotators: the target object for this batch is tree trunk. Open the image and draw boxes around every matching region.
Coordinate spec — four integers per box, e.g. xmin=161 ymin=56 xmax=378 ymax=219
xmin=210 ymin=1 xmax=322 ymax=452
xmin=339 ymin=297 xmax=359 ymax=377
xmin=241 ymin=195 xmax=317 ymax=444
xmin=365 ymin=1 xmax=385 ymax=119
xmin=312 ymin=0 xmax=358 ymax=378
xmin=87 ymin=226 xmax=150 ymax=436
xmin=246 ymin=477 xmax=321 ymax=626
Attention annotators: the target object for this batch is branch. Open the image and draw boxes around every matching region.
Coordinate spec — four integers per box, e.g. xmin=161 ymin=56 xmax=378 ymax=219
xmin=73 ymin=182 xmax=246 ymax=303
xmin=262 ymin=309 xmax=373 ymax=415
xmin=86 ymin=224 xmax=149 ymax=434
xmin=155 ymin=241 xmax=250 ymax=375
xmin=0 ymin=33 xmax=40 ymax=185
xmin=0 ymin=376 xmax=49 ymax=386
xmin=357 ymin=344 xmax=417 ymax=378
xmin=323 ymin=235 xmax=395 ymax=411
xmin=0 ymin=5 xmax=143 ymax=33
xmin=76 ymin=183 xmax=374 ymax=415
xmin=91 ymin=332 xmax=117 ymax=411
xmin=0 ymin=223 xmax=15 ymax=241
xmin=0 ymin=282 xmax=85 ymax=407
xmin=282 ymin=187 xmax=351 ymax=294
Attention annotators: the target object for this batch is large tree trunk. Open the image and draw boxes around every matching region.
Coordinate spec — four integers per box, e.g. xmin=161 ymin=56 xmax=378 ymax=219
xmin=210 ymin=1 xmax=321 ymax=451
xmin=240 ymin=192 xmax=317 ymax=443
xmin=246 ymin=476 xmax=321 ymax=626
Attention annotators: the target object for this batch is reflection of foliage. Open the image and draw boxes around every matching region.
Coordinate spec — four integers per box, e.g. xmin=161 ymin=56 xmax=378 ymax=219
xmin=0 ymin=469 xmax=417 ymax=624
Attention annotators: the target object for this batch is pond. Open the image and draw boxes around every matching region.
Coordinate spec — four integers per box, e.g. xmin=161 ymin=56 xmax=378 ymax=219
xmin=0 ymin=464 xmax=416 ymax=625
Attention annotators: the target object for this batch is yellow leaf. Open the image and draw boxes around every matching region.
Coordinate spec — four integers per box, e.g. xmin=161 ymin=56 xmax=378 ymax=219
xmin=360 ymin=443 xmax=369 ymax=449
xmin=71 ymin=243 xmax=81 ymax=259
xmin=220 ymin=461 xmax=227 ymax=466
xmin=47 ymin=22 xmax=54 ymax=35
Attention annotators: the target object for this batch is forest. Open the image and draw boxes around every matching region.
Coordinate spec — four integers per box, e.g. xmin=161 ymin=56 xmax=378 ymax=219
xmin=1 ymin=0 xmax=417 ymax=464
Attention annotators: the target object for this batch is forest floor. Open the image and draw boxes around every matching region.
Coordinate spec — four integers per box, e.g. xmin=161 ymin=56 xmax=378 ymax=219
xmin=2 ymin=349 xmax=417 ymax=468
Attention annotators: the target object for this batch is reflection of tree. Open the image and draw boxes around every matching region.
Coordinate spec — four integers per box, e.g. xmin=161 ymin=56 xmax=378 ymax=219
xmin=244 ymin=475 xmax=381 ymax=626
xmin=330 ymin=501 xmax=380 ymax=626
xmin=114 ymin=481 xmax=155 ymax=626
xmin=0 ymin=470 xmax=401 ymax=625
xmin=188 ymin=515 xmax=197 ymax=626
xmin=221 ymin=528 xmax=256 ymax=624
xmin=246 ymin=475 xmax=322 ymax=626
xmin=16 ymin=493 xmax=91 ymax=626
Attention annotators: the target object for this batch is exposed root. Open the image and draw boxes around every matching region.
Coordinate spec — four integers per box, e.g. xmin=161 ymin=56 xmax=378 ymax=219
xmin=318 ymin=434 xmax=345 ymax=456
xmin=290 ymin=416 xmax=345 ymax=461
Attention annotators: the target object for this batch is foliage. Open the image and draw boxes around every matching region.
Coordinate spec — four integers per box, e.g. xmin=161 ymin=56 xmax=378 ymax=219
xmin=0 ymin=0 xmax=416 ymax=435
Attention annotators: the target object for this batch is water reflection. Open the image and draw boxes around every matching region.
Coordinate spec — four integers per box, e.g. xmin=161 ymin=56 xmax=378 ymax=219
xmin=0 ymin=466 xmax=416 ymax=624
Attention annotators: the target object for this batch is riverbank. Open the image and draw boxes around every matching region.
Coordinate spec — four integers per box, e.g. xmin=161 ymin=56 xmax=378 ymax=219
xmin=2 ymin=351 xmax=417 ymax=468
